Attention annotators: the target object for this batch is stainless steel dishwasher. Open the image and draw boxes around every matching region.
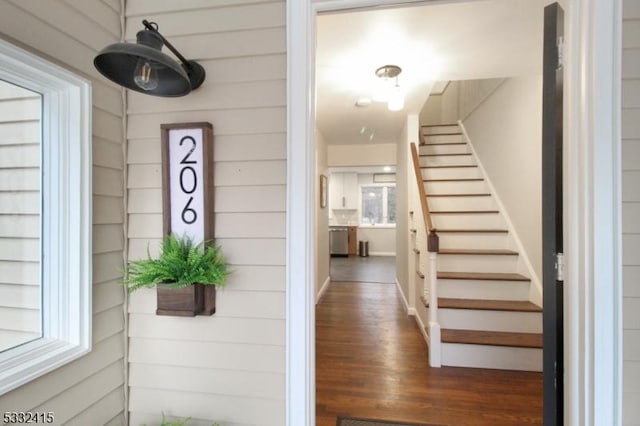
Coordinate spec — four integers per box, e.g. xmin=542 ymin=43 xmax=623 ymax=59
xmin=329 ymin=227 xmax=349 ymax=257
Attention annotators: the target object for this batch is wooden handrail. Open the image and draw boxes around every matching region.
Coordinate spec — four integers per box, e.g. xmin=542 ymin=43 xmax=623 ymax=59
xmin=410 ymin=142 xmax=434 ymax=233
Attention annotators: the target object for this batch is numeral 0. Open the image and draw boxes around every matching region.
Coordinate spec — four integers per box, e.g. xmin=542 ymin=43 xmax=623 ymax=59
xmin=180 ymin=166 xmax=197 ymax=194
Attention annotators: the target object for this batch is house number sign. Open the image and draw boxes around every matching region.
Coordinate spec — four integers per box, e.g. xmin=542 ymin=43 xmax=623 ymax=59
xmin=161 ymin=122 xmax=214 ymax=243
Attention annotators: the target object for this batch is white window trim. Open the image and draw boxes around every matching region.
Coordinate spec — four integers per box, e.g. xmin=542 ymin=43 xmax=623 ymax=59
xmin=358 ymin=183 xmax=396 ymax=227
xmin=0 ymin=38 xmax=92 ymax=395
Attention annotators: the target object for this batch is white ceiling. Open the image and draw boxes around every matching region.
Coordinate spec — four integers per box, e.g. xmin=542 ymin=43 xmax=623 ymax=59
xmin=315 ymin=0 xmax=547 ymax=146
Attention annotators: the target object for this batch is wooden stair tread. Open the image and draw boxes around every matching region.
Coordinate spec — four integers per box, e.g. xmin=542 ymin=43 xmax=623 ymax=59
xmin=431 ymin=210 xmax=499 ymax=214
xmin=422 ymin=123 xmax=459 ymax=127
xmin=421 ymin=153 xmax=472 ymax=157
xmin=438 ymin=248 xmax=519 ymax=256
xmin=437 ymin=271 xmax=529 ymax=281
xmin=424 ymin=178 xmax=484 ymax=182
xmin=420 ymin=142 xmax=467 ymax=146
xmin=427 ymin=193 xmax=490 ymax=197
xmin=422 ymin=165 xmax=478 ymax=169
xmin=441 ymin=329 xmax=543 ymax=349
xmin=436 ymin=229 xmax=509 ymax=233
xmin=423 ymin=132 xmax=463 ymax=136
xmin=438 ymin=297 xmax=541 ymax=312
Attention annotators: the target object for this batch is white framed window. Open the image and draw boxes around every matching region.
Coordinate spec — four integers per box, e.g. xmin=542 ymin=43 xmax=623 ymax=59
xmin=0 ymin=38 xmax=92 ymax=394
xmin=359 ymin=184 xmax=396 ymax=227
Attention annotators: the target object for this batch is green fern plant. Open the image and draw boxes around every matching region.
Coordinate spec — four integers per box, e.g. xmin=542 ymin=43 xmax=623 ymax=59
xmin=123 ymin=233 xmax=229 ymax=292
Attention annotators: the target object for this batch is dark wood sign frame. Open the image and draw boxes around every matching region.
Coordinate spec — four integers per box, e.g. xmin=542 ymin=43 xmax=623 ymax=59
xmin=160 ymin=122 xmax=216 ymax=316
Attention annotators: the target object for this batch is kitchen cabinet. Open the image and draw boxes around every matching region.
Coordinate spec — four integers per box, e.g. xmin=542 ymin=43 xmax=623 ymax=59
xmin=330 ymin=172 xmax=358 ymax=210
xmin=348 ymin=226 xmax=357 ymax=256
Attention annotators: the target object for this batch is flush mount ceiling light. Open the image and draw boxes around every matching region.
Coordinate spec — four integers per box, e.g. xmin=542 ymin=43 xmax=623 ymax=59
xmin=94 ymin=20 xmax=206 ymax=97
xmin=374 ymin=64 xmax=405 ymax=111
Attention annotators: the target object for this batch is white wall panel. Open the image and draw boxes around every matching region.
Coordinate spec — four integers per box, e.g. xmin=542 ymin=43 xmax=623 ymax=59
xmin=127 ymin=108 xmax=286 ymax=139
xmin=623 ymin=3 xmax=640 ymax=421
xmin=215 ymin=185 xmax=286 ymax=213
xmin=128 ymin=315 xmax=284 ymax=346
xmin=127 ymin=0 xmax=273 ymax=15
xmin=129 ymin=388 xmax=284 ymax=426
xmin=0 ymin=333 xmax=124 ymax=415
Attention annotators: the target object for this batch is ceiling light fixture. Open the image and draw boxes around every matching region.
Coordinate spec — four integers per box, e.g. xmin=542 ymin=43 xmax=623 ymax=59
xmin=94 ymin=20 xmax=206 ymax=97
xmin=355 ymin=97 xmax=372 ymax=107
xmin=374 ymin=65 xmax=405 ymax=111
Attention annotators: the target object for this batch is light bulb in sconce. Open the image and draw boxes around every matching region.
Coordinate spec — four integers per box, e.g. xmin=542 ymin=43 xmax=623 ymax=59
xmin=133 ymin=58 xmax=159 ymax=91
xmin=387 ymin=83 xmax=404 ymax=111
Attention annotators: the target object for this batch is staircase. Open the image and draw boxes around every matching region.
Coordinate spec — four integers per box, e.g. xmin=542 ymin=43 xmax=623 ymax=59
xmin=413 ymin=123 xmax=542 ymax=371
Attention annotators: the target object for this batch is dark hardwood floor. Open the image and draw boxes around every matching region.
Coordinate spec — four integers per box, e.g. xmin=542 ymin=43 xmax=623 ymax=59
xmin=316 ymin=281 xmax=542 ymax=426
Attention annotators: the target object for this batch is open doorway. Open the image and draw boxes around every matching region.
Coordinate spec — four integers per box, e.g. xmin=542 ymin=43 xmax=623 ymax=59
xmin=327 ymin=166 xmax=397 ymax=284
xmin=313 ymin=1 xmax=547 ymax=425
xmin=288 ymin=0 xmax=623 ymax=424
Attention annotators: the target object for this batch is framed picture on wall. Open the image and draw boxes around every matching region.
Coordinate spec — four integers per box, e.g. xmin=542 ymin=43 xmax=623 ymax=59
xmin=320 ymin=174 xmax=328 ymax=208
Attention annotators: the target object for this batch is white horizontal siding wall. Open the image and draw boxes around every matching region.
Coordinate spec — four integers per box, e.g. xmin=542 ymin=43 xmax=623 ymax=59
xmin=0 ymin=0 xmax=126 ymax=424
xmin=623 ymin=1 xmax=640 ymax=423
xmin=125 ymin=1 xmax=286 ymax=425
xmin=0 ymin=81 xmax=41 ymax=352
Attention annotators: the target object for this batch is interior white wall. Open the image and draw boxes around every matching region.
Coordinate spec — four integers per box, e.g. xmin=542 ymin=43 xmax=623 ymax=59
xmin=316 ymin=129 xmax=330 ymax=299
xmin=458 ymin=78 xmax=505 ymax=120
xmin=462 ymin=75 xmax=543 ymax=286
xmin=328 ymin=143 xmax=397 ymax=167
xmin=396 ymin=115 xmax=420 ymax=308
xmin=441 ymin=80 xmax=460 ymax=124
xmin=356 ymin=227 xmax=396 ymax=256
xmin=419 ymin=93 xmax=442 ymax=125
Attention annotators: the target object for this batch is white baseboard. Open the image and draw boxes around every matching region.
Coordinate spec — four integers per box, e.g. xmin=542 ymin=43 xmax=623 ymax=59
xmin=395 ymin=278 xmax=410 ymax=313
xmin=413 ymin=309 xmax=430 ymax=347
xmin=316 ymin=276 xmax=330 ymax=304
xmin=369 ymin=252 xmax=396 ymax=256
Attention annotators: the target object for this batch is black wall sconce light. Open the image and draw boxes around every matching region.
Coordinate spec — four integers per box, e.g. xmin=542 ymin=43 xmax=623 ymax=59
xmin=94 ymin=20 xmax=205 ymax=97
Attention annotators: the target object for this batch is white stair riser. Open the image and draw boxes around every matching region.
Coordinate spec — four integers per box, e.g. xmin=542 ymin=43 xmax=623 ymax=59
xmin=438 ymin=279 xmax=530 ymax=301
xmin=420 ymin=155 xmax=475 ymax=167
xmin=437 ymin=254 xmax=519 ymax=273
xmin=432 ymin=213 xmax=505 ymax=229
xmin=422 ymin=167 xmax=482 ymax=180
xmin=423 ymin=125 xmax=460 ymax=135
xmin=441 ymin=343 xmax=542 ymax=371
xmin=420 ymin=144 xmax=469 ymax=155
xmin=438 ymin=233 xmax=509 ymax=250
xmin=425 ymin=180 xmax=487 ymax=195
xmin=428 ymin=196 xmax=496 ymax=211
xmin=438 ymin=309 xmax=542 ymax=333
xmin=423 ymin=134 xmax=465 ymax=143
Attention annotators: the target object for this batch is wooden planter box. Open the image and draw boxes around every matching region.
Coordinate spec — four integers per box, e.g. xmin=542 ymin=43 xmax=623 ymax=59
xmin=156 ymin=284 xmax=217 ymax=317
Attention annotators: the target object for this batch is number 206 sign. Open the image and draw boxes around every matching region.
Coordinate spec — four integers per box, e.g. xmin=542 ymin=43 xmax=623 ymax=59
xmin=161 ymin=123 xmax=214 ymax=244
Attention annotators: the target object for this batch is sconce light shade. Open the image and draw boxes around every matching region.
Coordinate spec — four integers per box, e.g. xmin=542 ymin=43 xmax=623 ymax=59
xmin=94 ymin=21 xmax=205 ymax=97
xmin=374 ymin=64 xmax=404 ymax=111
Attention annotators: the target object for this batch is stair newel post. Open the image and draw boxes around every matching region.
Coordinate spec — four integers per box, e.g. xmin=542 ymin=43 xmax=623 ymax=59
xmin=427 ymin=229 xmax=441 ymax=367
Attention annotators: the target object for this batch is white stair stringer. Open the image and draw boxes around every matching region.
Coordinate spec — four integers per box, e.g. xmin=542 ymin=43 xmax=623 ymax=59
xmin=419 ymin=123 xmax=542 ymax=372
